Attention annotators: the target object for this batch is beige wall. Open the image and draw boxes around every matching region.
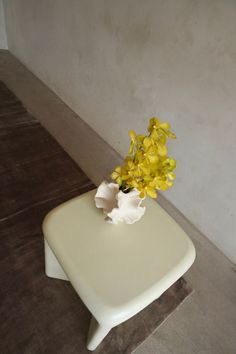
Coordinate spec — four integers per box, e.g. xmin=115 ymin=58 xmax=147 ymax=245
xmin=3 ymin=0 xmax=236 ymax=263
xmin=0 ymin=0 xmax=7 ymax=49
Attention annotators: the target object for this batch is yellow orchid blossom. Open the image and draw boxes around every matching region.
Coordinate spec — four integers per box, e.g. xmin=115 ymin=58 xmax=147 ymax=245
xmin=111 ymin=117 xmax=177 ymax=199
xmin=148 ymin=117 xmax=160 ymax=133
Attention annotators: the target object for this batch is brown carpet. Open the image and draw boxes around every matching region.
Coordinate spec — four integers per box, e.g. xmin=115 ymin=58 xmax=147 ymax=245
xmin=0 ymin=81 xmax=192 ymax=354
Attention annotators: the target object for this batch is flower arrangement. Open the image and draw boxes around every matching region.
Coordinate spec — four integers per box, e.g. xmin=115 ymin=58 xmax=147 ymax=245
xmin=95 ymin=117 xmax=177 ymax=224
xmin=111 ymin=117 xmax=176 ymax=199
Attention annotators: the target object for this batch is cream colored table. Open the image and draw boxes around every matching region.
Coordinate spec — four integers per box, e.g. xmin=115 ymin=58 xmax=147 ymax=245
xmin=43 ymin=189 xmax=195 ymax=351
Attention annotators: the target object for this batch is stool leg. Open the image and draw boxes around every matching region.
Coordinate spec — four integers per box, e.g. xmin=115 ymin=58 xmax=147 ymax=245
xmin=87 ymin=316 xmax=111 ymax=351
xmin=44 ymin=239 xmax=68 ymax=281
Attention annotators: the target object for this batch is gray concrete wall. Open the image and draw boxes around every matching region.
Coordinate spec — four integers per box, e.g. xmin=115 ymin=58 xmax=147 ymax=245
xmin=3 ymin=0 xmax=236 ymax=263
xmin=0 ymin=0 xmax=7 ymax=49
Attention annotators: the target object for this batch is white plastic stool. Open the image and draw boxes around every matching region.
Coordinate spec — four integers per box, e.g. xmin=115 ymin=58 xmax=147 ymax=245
xmin=43 ymin=189 xmax=195 ymax=351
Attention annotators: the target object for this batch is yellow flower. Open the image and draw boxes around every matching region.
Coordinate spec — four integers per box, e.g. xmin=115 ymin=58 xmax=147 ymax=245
xmin=148 ymin=117 xmax=176 ymax=140
xmin=157 ymin=145 xmax=168 ymax=156
xmin=148 ymin=117 xmax=160 ymax=133
xmin=144 ymin=146 xmax=159 ymax=163
xmin=137 ymin=181 xmax=158 ymax=199
xmin=111 ymin=117 xmax=177 ymax=199
xmin=111 ymin=166 xmax=123 ymax=185
xmin=128 ymin=130 xmax=145 ymax=154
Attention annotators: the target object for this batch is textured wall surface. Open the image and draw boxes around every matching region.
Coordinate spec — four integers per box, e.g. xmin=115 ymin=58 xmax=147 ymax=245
xmin=0 ymin=0 xmax=7 ymax=49
xmin=3 ymin=0 xmax=236 ymax=263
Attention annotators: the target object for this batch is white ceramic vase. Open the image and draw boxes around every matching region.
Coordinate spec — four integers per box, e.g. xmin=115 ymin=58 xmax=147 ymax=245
xmin=94 ymin=181 xmax=146 ymax=224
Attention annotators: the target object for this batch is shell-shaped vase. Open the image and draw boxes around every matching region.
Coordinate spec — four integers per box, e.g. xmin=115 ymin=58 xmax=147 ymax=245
xmin=94 ymin=181 xmax=146 ymax=224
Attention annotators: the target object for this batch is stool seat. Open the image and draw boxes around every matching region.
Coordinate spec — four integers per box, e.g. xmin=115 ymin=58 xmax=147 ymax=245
xmin=43 ymin=189 xmax=195 ymax=350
